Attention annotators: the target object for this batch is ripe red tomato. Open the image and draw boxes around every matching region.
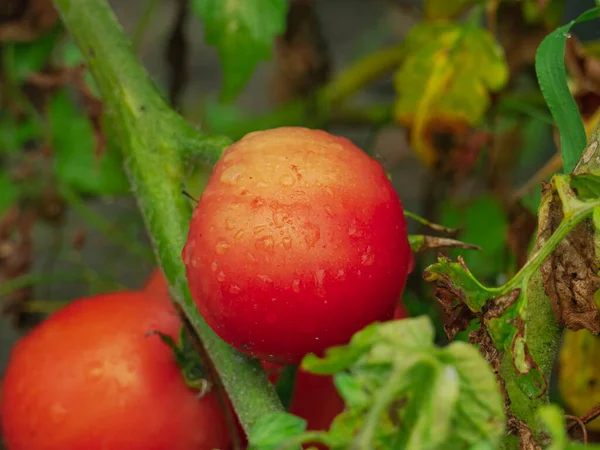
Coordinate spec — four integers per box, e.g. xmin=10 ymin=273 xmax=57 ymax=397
xmin=144 ymin=268 xmax=171 ymax=298
xmin=0 ymin=291 xmax=231 ymax=450
xmin=183 ymin=127 xmax=413 ymax=364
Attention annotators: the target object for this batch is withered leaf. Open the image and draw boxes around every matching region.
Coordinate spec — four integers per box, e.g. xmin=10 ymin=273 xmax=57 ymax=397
xmin=536 ymin=180 xmax=600 ymax=334
xmin=271 ymin=0 xmax=330 ymax=105
xmin=408 ymin=234 xmax=480 ymax=254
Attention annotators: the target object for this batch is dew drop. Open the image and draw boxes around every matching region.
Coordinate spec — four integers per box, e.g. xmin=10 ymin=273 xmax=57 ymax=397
xmin=253 ymin=225 xmax=267 ymax=235
xmin=229 ymin=285 xmax=241 ymax=294
xmin=225 ymin=218 xmax=236 ymax=230
xmin=256 ymin=181 xmax=269 ymax=188
xmin=258 ymin=274 xmax=273 ymax=284
xmin=251 ymin=197 xmax=265 ymax=208
xmin=302 ymin=222 xmax=321 ymax=248
xmin=220 ymin=164 xmax=246 ymax=185
xmin=361 ymin=246 xmax=375 ymax=266
xmin=234 ymin=229 xmax=245 ymax=240
xmin=348 ymin=219 xmax=362 ymax=237
xmin=211 ymin=261 xmax=218 ymax=272
xmin=314 ymin=269 xmax=326 ymax=297
xmin=217 ymin=271 xmax=226 ymax=282
xmin=85 ymin=361 xmax=104 ymax=381
xmin=247 ymin=252 xmax=258 ymax=262
xmin=280 ymin=174 xmax=295 ymax=186
xmin=324 ymin=205 xmax=334 ymax=217
xmin=255 ymin=235 xmax=274 ymax=252
xmin=191 ymin=259 xmax=198 ymax=268
xmin=215 ymin=241 xmax=230 ymax=255
xmin=273 ymin=211 xmax=288 ymax=228
xmin=292 ymin=279 xmax=301 ymax=293
xmin=282 ymin=236 xmax=292 ymax=249
xmin=335 ymin=269 xmax=346 ymax=280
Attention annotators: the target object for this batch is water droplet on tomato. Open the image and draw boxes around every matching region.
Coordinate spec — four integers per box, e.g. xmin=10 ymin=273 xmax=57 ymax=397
xmin=282 ymin=236 xmax=292 ymax=249
xmin=302 ymin=222 xmax=321 ymax=248
xmin=348 ymin=219 xmax=362 ymax=237
xmin=314 ymin=269 xmax=326 ymax=297
xmin=215 ymin=241 xmax=230 ymax=255
xmin=253 ymin=225 xmax=266 ymax=235
xmin=361 ymin=246 xmax=375 ymax=266
xmin=292 ymin=279 xmax=301 ymax=293
xmin=255 ymin=235 xmax=274 ymax=251
xmin=258 ymin=274 xmax=273 ymax=284
xmin=85 ymin=361 xmax=104 ymax=381
xmin=324 ymin=205 xmax=334 ymax=217
xmin=220 ymin=164 xmax=246 ymax=185
xmin=229 ymin=285 xmax=241 ymax=294
xmin=280 ymin=174 xmax=295 ymax=186
xmin=217 ymin=271 xmax=226 ymax=282
xmin=225 ymin=218 xmax=236 ymax=230
xmin=335 ymin=269 xmax=345 ymax=280
xmin=234 ymin=229 xmax=245 ymax=240
xmin=211 ymin=261 xmax=218 ymax=272
xmin=273 ymin=210 xmax=289 ymax=228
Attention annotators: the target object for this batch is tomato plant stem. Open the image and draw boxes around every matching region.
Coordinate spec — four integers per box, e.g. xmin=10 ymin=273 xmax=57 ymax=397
xmin=52 ymin=0 xmax=286 ymax=435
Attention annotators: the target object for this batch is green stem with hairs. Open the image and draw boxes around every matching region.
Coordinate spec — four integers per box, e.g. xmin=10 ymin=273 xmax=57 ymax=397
xmin=52 ymin=0 xmax=285 ymax=434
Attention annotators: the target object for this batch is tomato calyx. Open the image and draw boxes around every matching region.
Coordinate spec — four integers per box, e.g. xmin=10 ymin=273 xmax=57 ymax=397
xmin=147 ymin=327 xmax=210 ymax=396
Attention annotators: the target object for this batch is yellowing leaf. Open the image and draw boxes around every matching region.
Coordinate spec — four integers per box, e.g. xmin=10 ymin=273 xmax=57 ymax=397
xmin=394 ymin=22 xmax=508 ymax=167
xmin=559 ymin=328 xmax=600 ymax=431
xmin=424 ymin=0 xmax=481 ymax=20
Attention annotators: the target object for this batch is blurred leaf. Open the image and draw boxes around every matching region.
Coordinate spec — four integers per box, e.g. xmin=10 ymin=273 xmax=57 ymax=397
xmin=571 ymin=173 xmax=600 ymax=200
xmin=535 ymin=7 xmax=599 ymax=173
xmin=424 ymin=0 xmax=482 ymax=20
xmin=191 ymin=0 xmax=287 ymax=102
xmin=440 ymin=196 xmax=509 ymax=279
xmin=49 ymin=90 xmax=129 ymax=195
xmin=538 ymin=404 xmax=600 ymax=449
xmin=559 ymin=329 xmax=600 ymax=432
xmin=248 ymin=413 xmax=307 ymax=450
xmin=0 ymin=114 xmax=43 ymax=153
xmin=298 ymin=317 xmax=505 ymax=450
xmin=394 ymin=21 xmax=508 ymax=167
xmin=0 ymin=173 xmax=20 ymax=216
xmin=3 ymin=26 xmax=61 ymax=82
xmin=522 ymin=0 xmax=565 ymax=28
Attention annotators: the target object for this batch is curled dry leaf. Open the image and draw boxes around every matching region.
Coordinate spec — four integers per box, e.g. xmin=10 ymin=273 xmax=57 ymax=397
xmin=0 ymin=0 xmax=58 ymax=42
xmin=408 ymin=234 xmax=480 ymax=254
xmin=536 ymin=181 xmax=600 ymax=333
xmin=271 ymin=0 xmax=330 ymax=105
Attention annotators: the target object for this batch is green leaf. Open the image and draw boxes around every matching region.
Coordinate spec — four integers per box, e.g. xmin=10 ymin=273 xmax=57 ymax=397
xmin=535 ymin=7 xmax=599 ymax=173
xmin=299 ymin=317 xmax=505 ymax=450
xmin=49 ymin=90 xmax=129 ymax=195
xmin=0 ymin=173 xmax=20 ymax=216
xmin=191 ymin=0 xmax=287 ymax=102
xmin=0 ymin=114 xmax=43 ymax=154
xmin=440 ymin=196 xmax=509 ymax=280
xmin=248 ymin=412 xmax=307 ymax=450
xmin=537 ymin=404 xmax=600 ymax=450
xmin=571 ymin=173 xmax=600 ymax=200
xmin=394 ymin=21 xmax=507 ymax=166
xmin=3 ymin=26 xmax=62 ymax=82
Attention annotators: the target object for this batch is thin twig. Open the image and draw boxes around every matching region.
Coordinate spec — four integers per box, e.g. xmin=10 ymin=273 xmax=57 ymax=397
xmin=567 ymin=403 xmax=600 ymax=433
xmin=566 ymin=414 xmax=588 ymax=444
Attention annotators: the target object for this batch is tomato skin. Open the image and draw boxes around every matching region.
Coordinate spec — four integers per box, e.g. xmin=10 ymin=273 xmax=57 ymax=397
xmin=0 ymin=291 xmax=231 ymax=450
xmin=183 ymin=127 xmax=412 ymax=364
xmin=144 ymin=268 xmax=171 ymax=298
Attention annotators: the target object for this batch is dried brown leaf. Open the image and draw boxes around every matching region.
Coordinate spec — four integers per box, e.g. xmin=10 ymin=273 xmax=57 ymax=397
xmin=410 ymin=235 xmax=480 ymax=254
xmin=0 ymin=0 xmax=57 ymax=42
xmin=271 ymin=0 xmax=330 ymax=105
xmin=536 ymin=181 xmax=600 ymax=333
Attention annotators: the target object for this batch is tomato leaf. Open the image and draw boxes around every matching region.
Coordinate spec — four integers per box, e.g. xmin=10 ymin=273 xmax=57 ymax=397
xmin=248 ymin=413 xmax=307 ymax=450
xmin=50 ymin=90 xmax=129 ymax=196
xmin=394 ymin=21 xmax=507 ymax=166
xmin=571 ymin=173 xmax=600 ymax=200
xmin=537 ymin=404 xmax=600 ymax=450
xmin=535 ymin=7 xmax=599 ymax=173
xmin=191 ymin=0 xmax=287 ymax=102
xmin=2 ymin=26 xmax=62 ymax=82
xmin=424 ymin=0 xmax=482 ymax=20
xmin=297 ymin=317 xmax=505 ymax=449
xmin=0 ymin=173 xmax=20 ymax=217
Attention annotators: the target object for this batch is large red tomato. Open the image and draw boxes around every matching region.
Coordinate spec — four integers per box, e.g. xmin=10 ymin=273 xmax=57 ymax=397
xmin=0 ymin=291 xmax=231 ymax=450
xmin=144 ymin=268 xmax=171 ymax=298
xmin=183 ymin=127 xmax=413 ymax=364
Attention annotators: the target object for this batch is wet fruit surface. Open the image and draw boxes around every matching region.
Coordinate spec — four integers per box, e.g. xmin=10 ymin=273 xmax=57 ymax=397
xmin=0 ymin=291 xmax=231 ymax=450
xmin=183 ymin=127 xmax=413 ymax=364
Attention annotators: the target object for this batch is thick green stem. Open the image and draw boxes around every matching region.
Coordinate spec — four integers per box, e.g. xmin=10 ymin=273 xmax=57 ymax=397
xmin=52 ymin=0 xmax=285 ymax=434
